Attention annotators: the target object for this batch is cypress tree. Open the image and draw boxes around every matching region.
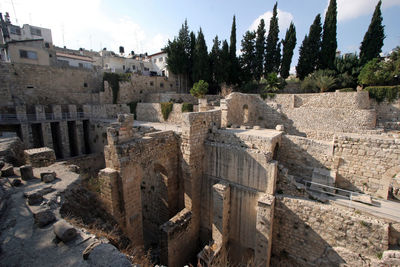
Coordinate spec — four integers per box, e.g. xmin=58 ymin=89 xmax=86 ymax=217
xmin=210 ymin=35 xmax=222 ymax=91
xmin=280 ymin=22 xmax=297 ymax=79
xmin=228 ymin=15 xmax=240 ymax=85
xmin=240 ymin=30 xmax=256 ymax=83
xmin=265 ymin=2 xmax=280 ymax=74
xmin=189 ymin=31 xmax=196 ymax=86
xmin=320 ymin=0 xmax=337 ymax=70
xmin=255 ymin=19 xmax=266 ymax=81
xmin=296 ymin=14 xmax=322 ymax=79
xmin=192 ymin=28 xmax=210 ymax=83
xmin=220 ymin=40 xmax=230 ymax=84
xmin=359 ymin=0 xmax=385 ymax=66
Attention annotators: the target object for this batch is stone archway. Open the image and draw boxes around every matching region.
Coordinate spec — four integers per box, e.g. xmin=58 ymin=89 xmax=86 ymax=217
xmin=377 ymin=166 xmax=400 ymax=200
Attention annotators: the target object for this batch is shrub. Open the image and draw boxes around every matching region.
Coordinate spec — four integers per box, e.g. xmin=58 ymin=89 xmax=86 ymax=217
xmin=260 ymin=72 xmax=286 ymax=92
xmin=338 ymin=88 xmax=356 ymax=92
xmin=103 ymin=72 xmax=131 ymax=104
xmin=300 ymin=69 xmax=337 ymax=92
xmin=260 ymin=93 xmax=276 ymax=100
xmin=127 ymin=101 xmax=138 ymax=119
xmin=365 ymin=86 xmax=400 ymax=103
xmin=190 ymin=80 xmax=209 ymax=98
xmin=181 ymin=103 xmax=193 ymax=113
xmin=160 ymin=102 xmax=173 ymax=121
xmin=240 ymin=80 xmax=259 ymax=93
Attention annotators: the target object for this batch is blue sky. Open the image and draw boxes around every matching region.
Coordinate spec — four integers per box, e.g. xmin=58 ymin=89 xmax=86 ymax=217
xmin=1 ymin=0 xmax=399 ymax=72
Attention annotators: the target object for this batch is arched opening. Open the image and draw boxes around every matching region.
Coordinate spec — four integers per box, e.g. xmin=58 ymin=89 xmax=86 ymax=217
xmin=140 ymin=163 xmax=170 ymax=257
xmin=389 ymin=172 xmax=400 ymax=202
xmin=273 ymin=143 xmax=280 ymax=161
xmin=243 ymin=104 xmax=249 ymax=124
xmin=377 ymin=166 xmax=400 ymax=200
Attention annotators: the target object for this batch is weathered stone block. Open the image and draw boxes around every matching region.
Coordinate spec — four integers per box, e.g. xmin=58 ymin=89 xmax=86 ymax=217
xmin=27 ymin=192 xmax=43 ymax=205
xmin=53 ymin=220 xmax=77 ymax=242
xmin=24 ymin=147 xmax=56 ymax=167
xmin=34 ymin=209 xmax=56 ymax=227
xmin=1 ymin=165 xmax=14 ymax=177
xmin=20 ymin=165 xmax=34 ymax=180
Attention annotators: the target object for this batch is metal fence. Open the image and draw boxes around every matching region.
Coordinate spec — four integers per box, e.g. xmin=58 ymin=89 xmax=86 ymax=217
xmin=0 ymin=113 xmax=89 ymax=123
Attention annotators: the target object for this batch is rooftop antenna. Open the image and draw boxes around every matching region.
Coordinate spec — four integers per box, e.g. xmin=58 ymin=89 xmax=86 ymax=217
xmin=10 ymin=0 xmax=18 ymax=24
xmin=61 ymin=23 xmax=65 ymax=47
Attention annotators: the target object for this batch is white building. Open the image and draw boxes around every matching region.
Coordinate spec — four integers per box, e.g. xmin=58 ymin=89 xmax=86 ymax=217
xmin=56 ymin=52 xmax=94 ymax=69
xmin=149 ymin=51 xmax=169 ymax=77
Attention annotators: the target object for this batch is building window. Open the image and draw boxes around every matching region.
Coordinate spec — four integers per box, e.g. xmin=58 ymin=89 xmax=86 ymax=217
xmin=30 ymin=27 xmax=42 ymax=36
xmin=132 ymin=65 xmax=136 ymax=70
xmin=160 ymin=82 xmax=164 ymax=88
xmin=154 ymin=59 xmax=157 ymax=63
xmin=123 ymin=65 xmax=125 ymax=70
xmin=150 ymin=81 xmax=154 ymax=86
xmin=78 ymin=63 xmax=83 ymax=68
xmin=9 ymin=25 xmax=21 ymax=35
xmin=159 ymin=57 xmax=163 ymax=62
xmin=19 ymin=50 xmax=38 ymax=59
xmin=144 ymin=67 xmax=149 ymax=71
xmin=45 ymin=42 xmax=50 ymax=48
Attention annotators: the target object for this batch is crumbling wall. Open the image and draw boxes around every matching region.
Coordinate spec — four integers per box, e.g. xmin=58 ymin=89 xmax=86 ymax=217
xmin=144 ymin=93 xmax=221 ymax=104
xmin=271 ymin=196 xmax=389 ymax=266
xmin=136 ymin=103 xmax=189 ymax=124
xmin=372 ymin=98 xmax=400 ymax=130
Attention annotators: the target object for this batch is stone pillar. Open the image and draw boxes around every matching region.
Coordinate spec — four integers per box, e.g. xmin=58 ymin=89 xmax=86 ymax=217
xmin=220 ymin=99 xmax=228 ymax=128
xmin=75 ymin=120 xmax=85 ymax=155
xmin=68 ymin=105 xmax=77 ymax=119
xmin=59 ymin=121 xmax=70 ymax=158
xmin=255 ymin=194 xmax=275 ymax=267
xmin=83 ymin=105 xmax=91 ymax=119
xmin=52 ymin=105 xmax=62 ymax=120
xmin=98 ymin=168 xmax=124 ymax=224
xmin=212 ymin=183 xmax=230 ymax=249
xmin=41 ymin=122 xmax=53 ymax=149
xmin=198 ymin=98 xmax=208 ymax=112
xmin=16 ymin=105 xmax=27 ymax=122
xmin=20 ymin=123 xmax=32 ymax=148
xmin=35 ymin=105 xmax=46 ymax=121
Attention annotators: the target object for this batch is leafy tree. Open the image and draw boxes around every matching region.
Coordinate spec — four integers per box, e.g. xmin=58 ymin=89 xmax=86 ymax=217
xmin=320 ymin=0 xmax=337 ymax=70
xmin=280 ymin=22 xmax=297 ymax=79
xmin=334 ymin=54 xmax=361 ymax=88
xmin=255 ymin=18 xmax=266 ymax=80
xmin=359 ymin=0 xmax=385 ymax=66
xmin=228 ymin=15 xmax=240 ymax=85
xmin=192 ymin=28 xmax=210 ymax=83
xmin=265 ymin=2 xmax=281 ymax=74
xmin=240 ymin=30 xmax=256 ymax=83
xmin=190 ymin=80 xmax=209 ymax=98
xmin=296 ymin=14 xmax=322 ymax=80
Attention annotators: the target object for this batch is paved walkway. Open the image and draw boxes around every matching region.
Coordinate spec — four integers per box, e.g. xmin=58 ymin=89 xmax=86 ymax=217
xmin=329 ymin=196 xmax=400 ymax=222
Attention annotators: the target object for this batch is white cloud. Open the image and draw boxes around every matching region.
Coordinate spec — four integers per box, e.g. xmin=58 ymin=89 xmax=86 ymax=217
xmin=327 ymin=0 xmax=400 ymax=22
xmin=1 ymin=0 xmax=168 ymax=54
xmin=249 ymin=9 xmax=294 ymax=36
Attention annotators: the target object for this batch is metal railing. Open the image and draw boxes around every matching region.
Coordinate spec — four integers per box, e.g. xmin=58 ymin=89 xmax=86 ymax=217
xmin=0 ymin=112 xmax=89 ymax=123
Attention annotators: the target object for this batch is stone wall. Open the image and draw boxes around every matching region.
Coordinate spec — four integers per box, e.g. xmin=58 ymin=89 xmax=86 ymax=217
xmin=222 ymin=92 xmax=376 ymax=136
xmin=0 ymin=62 xmax=102 ymax=106
xmin=334 ymin=133 xmax=400 ymax=197
xmin=136 ymin=103 xmax=191 ymax=124
xmin=372 ymin=98 xmax=400 ymax=130
xmin=144 ymin=93 xmax=221 ymax=104
xmin=271 ymin=196 xmax=390 ymax=266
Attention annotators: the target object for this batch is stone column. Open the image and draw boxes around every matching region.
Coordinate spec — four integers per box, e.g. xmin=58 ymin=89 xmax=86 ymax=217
xmin=98 ymin=168 xmax=124 ymax=224
xmin=198 ymin=98 xmax=208 ymax=112
xmin=83 ymin=105 xmax=91 ymax=119
xmin=68 ymin=105 xmax=77 ymax=119
xmin=255 ymin=194 xmax=275 ymax=267
xmin=75 ymin=120 xmax=85 ymax=155
xmin=52 ymin=105 xmax=62 ymax=120
xmin=41 ymin=122 xmax=53 ymax=149
xmin=16 ymin=105 xmax=27 ymax=122
xmin=20 ymin=123 xmax=32 ymax=148
xmin=220 ymin=99 xmax=228 ymax=128
xmin=35 ymin=105 xmax=46 ymax=121
xmin=59 ymin=121 xmax=70 ymax=158
xmin=212 ymin=183 xmax=230 ymax=249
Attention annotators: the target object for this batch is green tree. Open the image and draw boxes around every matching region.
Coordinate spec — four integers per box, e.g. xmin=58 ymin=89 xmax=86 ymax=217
xmin=209 ymin=35 xmax=222 ymax=93
xmin=220 ymin=40 xmax=231 ymax=84
xmin=255 ymin=18 xmax=266 ymax=80
xmin=190 ymin=80 xmax=209 ymax=98
xmin=320 ymin=0 xmax=337 ymax=70
xmin=359 ymin=0 xmax=385 ymax=66
xmin=189 ymin=31 xmax=196 ymax=86
xmin=240 ymin=30 xmax=256 ymax=83
xmin=228 ymin=15 xmax=240 ymax=85
xmin=296 ymin=14 xmax=322 ymax=80
xmin=280 ymin=22 xmax=297 ymax=79
xmin=265 ymin=2 xmax=281 ymax=74
xmin=193 ymin=28 xmax=210 ymax=83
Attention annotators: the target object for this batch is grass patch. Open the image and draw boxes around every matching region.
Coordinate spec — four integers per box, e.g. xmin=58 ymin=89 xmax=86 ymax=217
xmin=181 ymin=102 xmax=193 ymax=113
xmin=160 ymin=102 xmax=173 ymax=121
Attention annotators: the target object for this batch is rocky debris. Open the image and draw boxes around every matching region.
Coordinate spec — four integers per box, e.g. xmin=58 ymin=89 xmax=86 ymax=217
xmin=11 ymin=179 xmax=22 ymax=187
xmin=351 ymin=194 xmax=373 ymax=205
xmin=0 ymin=160 xmax=4 ymax=169
xmin=34 ymin=209 xmax=56 ymax=227
xmin=53 ymin=220 xmax=77 ymax=242
xmin=40 ymin=171 xmax=56 ymax=183
xmin=0 ymin=137 xmax=24 ymax=166
xmin=1 ymin=165 xmax=14 ymax=177
xmin=253 ymin=125 xmax=261 ymax=130
xmin=276 ymin=124 xmax=284 ymax=131
xmin=85 ymin=243 xmax=132 ymax=266
xmin=67 ymin=165 xmax=80 ymax=174
xmin=26 ymin=192 xmax=43 ymax=205
xmin=20 ymin=165 xmax=34 ymax=180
